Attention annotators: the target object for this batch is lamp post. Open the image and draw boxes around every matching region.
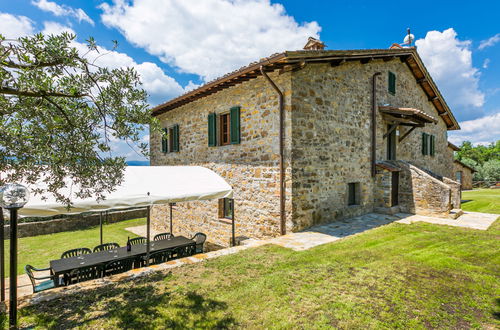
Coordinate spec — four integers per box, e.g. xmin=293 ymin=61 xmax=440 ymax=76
xmin=0 ymin=184 xmax=30 ymax=329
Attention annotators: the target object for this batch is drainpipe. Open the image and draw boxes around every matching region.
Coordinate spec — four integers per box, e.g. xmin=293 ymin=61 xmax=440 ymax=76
xmin=260 ymin=66 xmax=286 ymax=235
xmin=371 ymin=72 xmax=381 ymax=177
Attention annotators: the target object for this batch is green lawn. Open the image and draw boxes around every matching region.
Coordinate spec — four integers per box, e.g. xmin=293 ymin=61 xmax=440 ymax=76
xmin=4 ymin=218 xmax=144 ymax=276
xmin=12 ymin=219 xmax=500 ymax=329
xmin=462 ymin=189 xmax=500 ymax=214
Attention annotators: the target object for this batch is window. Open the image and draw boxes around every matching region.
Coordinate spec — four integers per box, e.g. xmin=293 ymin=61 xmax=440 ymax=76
xmin=218 ymin=198 xmax=234 ymax=219
xmin=347 ymin=182 xmax=360 ymax=206
xmin=388 ymin=71 xmax=396 ymax=94
xmin=208 ymin=106 xmax=241 ymax=147
xmin=422 ymin=133 xmax=435 ymax=156
xmin=220 ymin=113 xmax=230 ymax=145
xmin=161 ymin=124 xmax=179 ymax=153
xmin=430 ymin=135 xmax=435 ymax=156
xmin=422 ymin=132 xmax=429 ymax=155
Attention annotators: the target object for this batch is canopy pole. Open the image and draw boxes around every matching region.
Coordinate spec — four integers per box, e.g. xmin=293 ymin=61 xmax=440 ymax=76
xmin=169 ymin=203 xmax=173 ymax=234
xmin=9 ymin=208 xmax=18 ymax=329
xmin=146 ymin=206 xmax=150 ymax=267
xmin=0 ymin=207 xmax=4 ymax=302
xmin=99 ymin=212 xmax=103 ymax=245
xmin=231 ymin=199 xmax=236 ymax=247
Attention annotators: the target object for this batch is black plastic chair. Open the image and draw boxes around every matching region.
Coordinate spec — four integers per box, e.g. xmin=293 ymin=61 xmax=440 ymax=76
xmin=93 ymin=242 xmax=120 ymax=253
xmin=129 ymin=237 xmax=147 ymax=245
xmin=146 ymin=250 xmax=173 ymax=265
xmin=154 ymin=233 xmax=174 ymax=241
xmin=61 ymin=248 xmax=92 ymax=259
xmin=171 ymin=245 xmax=196 ymax=259
xmin=104 ymin=257 xmax=135 ymax=276
xmin=190 ymin=233 xmax=207 ymax=253
xmin=68 ymin=265 xmax=103 ymax=285
xmin=25 ymin=265 xmax=63 ymax=293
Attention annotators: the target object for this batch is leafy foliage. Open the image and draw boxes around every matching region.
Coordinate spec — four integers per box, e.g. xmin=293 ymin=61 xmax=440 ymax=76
xmin=455 ymin=140 xmax=500 ymax=181
xmin=0 ymin=32 xmax=159 ymax=205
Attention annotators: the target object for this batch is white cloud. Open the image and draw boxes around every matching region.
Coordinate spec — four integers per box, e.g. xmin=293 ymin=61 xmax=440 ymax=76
xmin=0 ymin=12 xmax=35 ymax=38
xmin=415 ymin=28 xmax=485 ymax=118
xmin=32 ymin=0 xmax=94 ymax=25
xmin=479 ymin=33 xmax=500 ymax=50
xmin=449 ymin=112 xmax=500 ymax=145
xmin=42 ymin=21 xmax=75 ymax=35
xmin=100 ymin=0 xmax=320 ymax=81
xmin=483 ymin=58 xmax=490 ymax=69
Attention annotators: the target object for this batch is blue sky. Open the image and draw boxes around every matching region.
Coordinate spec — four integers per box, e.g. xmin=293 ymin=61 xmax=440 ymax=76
xmin=1 ymin=0 xmax=499 ymax=160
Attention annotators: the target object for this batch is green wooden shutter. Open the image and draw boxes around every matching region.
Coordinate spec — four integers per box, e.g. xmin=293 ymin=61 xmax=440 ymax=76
xmin=230 ymin=106 xmax=240 ymax=144
xmin=172 ymin=124 xmax=179 ymax=152
xmin=208 ymin=113 xmax=216 ymax=147
xmin=388 ymin=71 xmax=396 ymax=94
xmin=430 ymin=135 xmax=435 ymax=156
xmin=161 ymin=128 xmax=168 ymax=153
xmin=422 ymin=132 xmax=427 ymax=155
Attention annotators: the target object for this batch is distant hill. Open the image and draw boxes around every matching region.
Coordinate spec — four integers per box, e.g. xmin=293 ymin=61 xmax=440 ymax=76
xmin=126 ymin=160 xmax=150 ymax=166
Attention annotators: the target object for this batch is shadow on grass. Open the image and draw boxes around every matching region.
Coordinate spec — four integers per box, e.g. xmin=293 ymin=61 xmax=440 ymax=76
xmin=494 ymin=298 xmax=500 ymax=321
xmin=19 ymin=273 xmax=236 ymax=329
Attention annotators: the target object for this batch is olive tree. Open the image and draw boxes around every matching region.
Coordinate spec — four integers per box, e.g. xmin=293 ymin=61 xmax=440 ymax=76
xmin=0 ymin=32 xmax=158 ymax=205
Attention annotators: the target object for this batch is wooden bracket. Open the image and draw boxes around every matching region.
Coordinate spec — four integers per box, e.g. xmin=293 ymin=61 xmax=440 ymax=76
xmin=398 ymin=126 xmax=416 ymax=142
xmin=383 ymin=124 xmax=398 ymax=139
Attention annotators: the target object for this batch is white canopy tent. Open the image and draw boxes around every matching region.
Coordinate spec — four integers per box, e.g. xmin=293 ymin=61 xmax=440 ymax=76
xmin=0 ymin=166 xmax=235 ymax=315
xmin=18 ymin=166 xmax=233 ymax=217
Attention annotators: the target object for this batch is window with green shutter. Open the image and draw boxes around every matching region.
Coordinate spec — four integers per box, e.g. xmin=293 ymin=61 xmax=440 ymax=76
xmin=422 ymin=132 xmax=429 ymax=155
xmin=161 ymin=128 xmax=168 ymax=153
xmin=208 ymin=113 xmax=217 ymax=147
xmin=430 ymin=134 xmax=435 ymax=156
xmin=388 ymin=71 xmax=396 ymax=95
xmin=230 ymin=106 xmax=240 ymax=144
xmin=172 ymin=124 xmax=180 ymax=152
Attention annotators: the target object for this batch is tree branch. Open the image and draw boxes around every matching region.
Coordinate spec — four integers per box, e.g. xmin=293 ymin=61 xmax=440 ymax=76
xmin=1 ymin=59 xmax=66 ymax=69
xmin=0 ymin=87 xmax=87 ymax=98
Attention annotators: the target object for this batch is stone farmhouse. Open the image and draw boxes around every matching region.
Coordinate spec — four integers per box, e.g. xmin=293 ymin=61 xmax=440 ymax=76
xmin=448 ymin=142 xmax=476 ymax=190
xmin=149 ymin=41 xmax=462 ymax=247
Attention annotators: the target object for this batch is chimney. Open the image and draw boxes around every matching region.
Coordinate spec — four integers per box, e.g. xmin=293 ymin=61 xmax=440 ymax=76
xmin=303 ymin=37 xmax=325 ymax=50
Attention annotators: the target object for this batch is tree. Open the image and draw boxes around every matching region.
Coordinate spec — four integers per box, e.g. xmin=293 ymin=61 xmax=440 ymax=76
xmin=479 ymin=160 xmax=500 ymax=181
xmin=456 ymin=140 xmax=500 ymax=165
xmin=0 ymin=32 xmax=159 ymax=205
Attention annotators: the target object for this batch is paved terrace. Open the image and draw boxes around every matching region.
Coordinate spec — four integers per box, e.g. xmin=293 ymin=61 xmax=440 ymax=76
xmin=3 ymin=211 xmax=497 ymax=308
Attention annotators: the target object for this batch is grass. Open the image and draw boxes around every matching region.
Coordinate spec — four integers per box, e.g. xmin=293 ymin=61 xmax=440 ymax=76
xmin=12 ymin=218 xmax=500 ymax=329
xmin=4 ymin=218 xmax=144 ymax=276
xmin=461 ymin=189 xmax=500 ymax=214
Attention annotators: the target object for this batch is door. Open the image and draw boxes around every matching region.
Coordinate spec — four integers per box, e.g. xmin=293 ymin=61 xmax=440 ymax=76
xmin=391 ymin=172 xmax=399 ymax=207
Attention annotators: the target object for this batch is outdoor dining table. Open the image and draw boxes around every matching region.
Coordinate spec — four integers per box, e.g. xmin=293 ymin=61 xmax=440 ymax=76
xmin=49 ymin=236 xmax=196 ymax=287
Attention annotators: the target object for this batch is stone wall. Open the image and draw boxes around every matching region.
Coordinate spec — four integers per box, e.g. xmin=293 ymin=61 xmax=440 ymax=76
xmin=396 ymin=161 xmax=453 ymax=216
xmin=150 ymin=71 xmax=293 ymax=246
xmin=150 ymin=57 xmax=457 ymax=242
xmin=453 ymin=161 xmax=474 ymax=190
xmin=289 ymin=59 xmax=455 ymax=230
xmin=3 ymin=208 xmax=147 ymax=239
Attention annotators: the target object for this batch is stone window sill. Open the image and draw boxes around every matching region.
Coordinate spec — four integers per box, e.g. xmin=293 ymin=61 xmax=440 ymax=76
xmin=217 ymin=218 xmax=233 ymax=225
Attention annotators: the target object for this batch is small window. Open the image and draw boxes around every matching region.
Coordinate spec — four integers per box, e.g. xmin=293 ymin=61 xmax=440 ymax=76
xmin=348 ymin=182 xmax=360 ymax=206
xmin=388 ymin=71 xmax=396 ymax=95
xmin=208 ymin=106 xmax=241 ymax=147
xmin=218 ymin=198 xmax=234 ymax=219
xmin=161 ymin=124 xmax=179 ymax=153
xmin=422 ymin=132 xmax=429 ymax=155
xmin=220 ymin=113 xmax=231 ymax=146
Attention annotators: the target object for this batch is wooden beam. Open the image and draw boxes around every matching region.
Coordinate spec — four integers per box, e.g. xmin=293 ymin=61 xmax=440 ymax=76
xmin=383 ymin=124 xmax=398 ymax=139
xmin=398 ymin=126 xmax=416 ymax=142
xmin=330 ymin=59 xmax=345 ymax=67
xmin=438 ymin=112 xmax=449 ymax=117
xmin=383 ymin=56 xmax=396 ymax=62
xmin=360 ymin=57 xmax=372 ymax=64
xmin=428 ymin=96 xmax=438 ymax=102
xmin=417 ymin=78 xmax=427 ymax=84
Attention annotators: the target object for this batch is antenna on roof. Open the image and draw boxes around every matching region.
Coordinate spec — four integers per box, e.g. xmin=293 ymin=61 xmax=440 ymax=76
xmin=402 ymin=28 xmax=415 ymax=47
